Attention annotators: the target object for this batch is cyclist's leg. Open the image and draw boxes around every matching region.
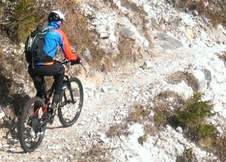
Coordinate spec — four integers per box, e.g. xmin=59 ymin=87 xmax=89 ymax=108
xmin=34 ymin=62 xmax=65 ymax=106
xmin=28 ymin=65 xmax=46 ymax=98
xmin=34 ymin=77 xmax=46 ymax=98
xmin=28 ymin=65 xmax=46 ymax=113
xmin=52 ymin=69 xmax=64 ymax=105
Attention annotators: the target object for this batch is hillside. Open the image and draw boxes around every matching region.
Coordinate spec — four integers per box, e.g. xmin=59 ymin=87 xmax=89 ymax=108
xmin=1 ymin=0 xmax=226 ymax=161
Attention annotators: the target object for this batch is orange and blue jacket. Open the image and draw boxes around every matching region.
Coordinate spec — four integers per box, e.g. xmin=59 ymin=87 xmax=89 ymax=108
xmin=35 ymin=21 xmax=78 ymax=65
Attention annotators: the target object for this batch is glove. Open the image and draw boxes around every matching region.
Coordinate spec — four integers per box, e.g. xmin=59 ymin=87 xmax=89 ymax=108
xmin=71 ymin=57 xmax=81 ymax=65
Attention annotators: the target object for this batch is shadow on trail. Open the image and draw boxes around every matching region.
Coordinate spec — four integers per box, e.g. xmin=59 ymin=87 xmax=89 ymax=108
xmin=0 ymin=69 xmax=31 ymax=154
xmin=6 ymin=150 xmax=24 ymax=154
xmin=46 ymin=125 xmax=65 ymax=129
xmin=0 ymin=68 xmax=30 ymax=141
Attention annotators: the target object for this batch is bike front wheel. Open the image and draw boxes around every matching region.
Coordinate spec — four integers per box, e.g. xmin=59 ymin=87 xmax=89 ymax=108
xmin=18 ymin=97 xmax=47 ymax=152
xmin=58 ymin=77 xmax=84 ymax=127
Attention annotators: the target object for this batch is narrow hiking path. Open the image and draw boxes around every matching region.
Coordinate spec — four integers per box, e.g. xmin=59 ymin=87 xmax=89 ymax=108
xmin=0 ymin=45 xmax=226 ymax=161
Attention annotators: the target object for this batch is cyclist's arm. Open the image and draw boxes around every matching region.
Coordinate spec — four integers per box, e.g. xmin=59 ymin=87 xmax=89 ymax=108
xmin=56 ymin=29 xmax=78 ymax=61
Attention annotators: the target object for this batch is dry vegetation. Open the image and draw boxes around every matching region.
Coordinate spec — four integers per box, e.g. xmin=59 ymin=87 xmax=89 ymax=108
xmin=57 ymin=1 xmax=106 ymax=67
xmin=176 ymin=148 xmax=196 ymax=162
xmin=217 ymin=51 xmax=226 ymax=66
xmin=0 ymin=0 xmax=106 ymax=69
xmin=167 ymin=71 xmax=199 ymax=92
xmin=215 ymin=127 xmax=226 ymax=161
xmin=78 ymin=144 xmax=112 ymax=162
xmin=174 ymin=0 xmax=226 ymax=26
xmin=1 ymin=0 xmax=226 ymax=160
xmin=106 ymin=90 xmax=223 ymax=158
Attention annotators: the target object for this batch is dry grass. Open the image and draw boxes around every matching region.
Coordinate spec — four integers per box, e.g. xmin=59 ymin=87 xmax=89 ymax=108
xmin=198 ymin=136 xmax=214 ymax=151
xmin=176 ymin=148 xmax=196 ymax=162
xmin=78 ymin=145 xmax=112 ymax=162
xmin=167 ymin=71 xmax=199 ymax=92
xmin=106 ymin=101 xmax=155 ymax=138
xmin=106 ymin=123 xmax=129 ymax=137
xmin=126 ymin=101 xmax=150 ymax=123
xmin=153 ymin=91 xmax=185 ymax=128
xmin=112 ymin=0 xmax=155 ymax=66
xmin=112 ymin=36 xmax=137 ymax=69
xmin=217 ymin=51 xmax=226 ymax=66
xmin=143 ymin=122 xmax=156 ymax=135
xmin=154 ymin=106 xmax=170 ymax=128
xmin=54 ymin=1 xmax=106 ymax=69
xmin=1 ymin=0 xmax=106 ymax=69
xmin=174 ymin=0 xmax=226 ymax=27
xmin=100 ymin=55 xmax=114 ymax=72
xmin=214 ymin=128 xmax=226 ymax=161
xmin=106 ymin=91 xmax=184 ymax=138
xmin=120 ymin=0 xmax=147 ymax=15
xmin=155 ymin=90 xmax=186 ymax=110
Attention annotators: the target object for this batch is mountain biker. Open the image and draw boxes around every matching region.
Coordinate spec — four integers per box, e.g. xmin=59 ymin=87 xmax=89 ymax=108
xmin=28 ymin=10 xmax=81 ymax=109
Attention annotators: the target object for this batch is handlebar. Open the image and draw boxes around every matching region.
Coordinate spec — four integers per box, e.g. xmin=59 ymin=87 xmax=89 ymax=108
xmin=60 ymin=59 xmax=87 ymax=73
xmin=61 ymin=59 xmax=70 ymax=65
xmin=61 ymin=58 xmax=82 ymax=65
xmin=60 ymin=59 xmax=80 ymax=65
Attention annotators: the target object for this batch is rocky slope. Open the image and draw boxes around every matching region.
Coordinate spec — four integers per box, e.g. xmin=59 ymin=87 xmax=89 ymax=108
xmin=1 ymin=0 xmax=226 ymax=161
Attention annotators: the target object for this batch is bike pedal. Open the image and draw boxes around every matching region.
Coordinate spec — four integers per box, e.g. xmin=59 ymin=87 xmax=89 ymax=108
xmin=47 ymin=108 xmax=53 ymax=117
xmin=52 ymin=103 xmax=58 ymax=110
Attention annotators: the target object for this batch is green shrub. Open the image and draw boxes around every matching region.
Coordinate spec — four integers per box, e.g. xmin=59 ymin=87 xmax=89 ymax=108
xmin=196 ymin=124 xmax=216 ymax=139
xmin=171 ymin=92 xmax=217 ymax=141
xmin=176 ymin=148 xmax=196 ymax=162
xmin=3 ymin=0 xmax=41 ymax=42
xmin=138 ymin=134 xmax=148 ymax=146
xmin=154 ymin=109 xmax=166 ymax=127
xmin=174 ymin=93 xmax=212 ymax=128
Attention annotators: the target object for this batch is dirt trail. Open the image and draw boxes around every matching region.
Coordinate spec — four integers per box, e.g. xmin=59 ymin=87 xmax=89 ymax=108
xmin=0 ymin=46 xmax=224 ymax=161
xmin=0 ymin=64 xmax=136 ymax=161
xmin=0 ymin=54 xmax=157 ymax=161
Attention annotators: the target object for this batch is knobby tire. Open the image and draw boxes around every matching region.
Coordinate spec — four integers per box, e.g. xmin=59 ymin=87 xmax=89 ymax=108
xmin=58 ymin=77 xmax=83 ymax=127
xmin=18 ymin=97 xmax=46 ymax=152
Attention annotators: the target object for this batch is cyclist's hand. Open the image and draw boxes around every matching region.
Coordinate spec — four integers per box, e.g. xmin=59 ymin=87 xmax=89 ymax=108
xmin=71 ymin=57 xmax=82 ymax=65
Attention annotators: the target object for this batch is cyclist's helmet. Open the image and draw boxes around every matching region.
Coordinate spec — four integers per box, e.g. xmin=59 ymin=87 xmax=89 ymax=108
xmin=48 ymin=11 xmax=65 ymax=22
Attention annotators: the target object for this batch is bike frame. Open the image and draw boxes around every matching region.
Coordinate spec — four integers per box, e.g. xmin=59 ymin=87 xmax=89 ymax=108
xmin=30 ymin=60 xmax=75 ymax=127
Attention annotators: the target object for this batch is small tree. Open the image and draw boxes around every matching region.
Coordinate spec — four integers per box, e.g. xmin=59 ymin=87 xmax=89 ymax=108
xmin=3 ymin=0 xmax=40 ymax=42
xmin=172 ymin=93 xmax=217 ymax=141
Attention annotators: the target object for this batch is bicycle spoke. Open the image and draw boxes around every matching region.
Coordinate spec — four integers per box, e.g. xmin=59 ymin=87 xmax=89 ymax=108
xmin=18 ymin=97 xmax=46 ymax=152
xmin=58 ymin=77 xmax=83 ymax=127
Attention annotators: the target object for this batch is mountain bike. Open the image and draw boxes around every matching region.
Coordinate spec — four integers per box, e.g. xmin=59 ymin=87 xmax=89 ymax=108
xmin=18 ymin=59 xmax=84 ymax=152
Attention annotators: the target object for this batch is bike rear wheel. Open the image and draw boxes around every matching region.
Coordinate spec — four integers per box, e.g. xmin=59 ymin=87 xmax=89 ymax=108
xmin=18 ymin=97 xmax=47 ymax=152
xmin=58 ymin=77 xmax=83 ymax=127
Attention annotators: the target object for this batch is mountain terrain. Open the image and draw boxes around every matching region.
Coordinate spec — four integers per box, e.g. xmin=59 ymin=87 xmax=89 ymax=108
xmin=1 ymin=0 xmax=226 ymax=161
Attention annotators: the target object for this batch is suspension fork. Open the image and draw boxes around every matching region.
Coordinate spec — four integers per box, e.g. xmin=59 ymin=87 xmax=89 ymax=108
xmin=68 ymin=82 xmax=75 ymax=103
xmin=64 ymin=76 xmax=75 ymax=103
